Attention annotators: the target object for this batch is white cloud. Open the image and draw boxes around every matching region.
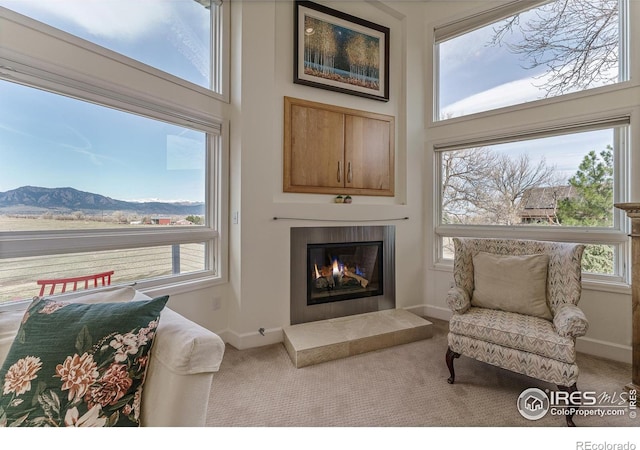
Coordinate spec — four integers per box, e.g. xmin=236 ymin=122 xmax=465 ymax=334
xmin=5 ymin=0 xmax=172 ymax=40
xmin=442 ymin=63 xmax=619 ymax=119
xmin=441 ymin=75 xmax=548 ymax=118
xmin=439 ymin=26 xmax=503 ymax=72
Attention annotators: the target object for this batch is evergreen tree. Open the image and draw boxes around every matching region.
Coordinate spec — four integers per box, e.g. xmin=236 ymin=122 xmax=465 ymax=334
xmin=557 ymin=147 xmax=613 ymax=227
xmin=556 ymin=146 xmax=614 ymax=274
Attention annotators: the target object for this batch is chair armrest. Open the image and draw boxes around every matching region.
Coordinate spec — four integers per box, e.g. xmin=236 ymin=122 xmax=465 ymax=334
xmin=152 ymin=307 xmax=226 ymax=375
xmin=553 ymin=304 xmax=589 ymax=338
xmin=447 ymin=286 xmax=471 ymax=314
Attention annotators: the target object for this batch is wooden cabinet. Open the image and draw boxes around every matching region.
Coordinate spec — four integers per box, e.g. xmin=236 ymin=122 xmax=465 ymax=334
xmin=283 ymin=96 xmax=394 ymax=197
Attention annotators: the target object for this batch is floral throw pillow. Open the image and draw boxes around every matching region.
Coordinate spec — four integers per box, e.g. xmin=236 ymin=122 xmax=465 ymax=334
xmin=0 ymin=295 xmax=168 ymax=427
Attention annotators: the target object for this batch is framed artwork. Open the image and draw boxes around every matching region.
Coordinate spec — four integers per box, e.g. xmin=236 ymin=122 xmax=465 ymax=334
xmin=294 ymin=1 xmax=390 ymax=102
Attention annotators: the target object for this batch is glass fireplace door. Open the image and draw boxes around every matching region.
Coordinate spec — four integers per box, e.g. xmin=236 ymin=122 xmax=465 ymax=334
xmin=307 ymin=241 xmax=383 ymax=305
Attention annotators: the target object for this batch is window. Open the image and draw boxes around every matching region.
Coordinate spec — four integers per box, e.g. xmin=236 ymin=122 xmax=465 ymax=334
xmin=435 ymin=0 xmax=626 ymax=120
xmin=0 ymin=6 xmax=228 ymax=304
xmin=0 ymin=0 xmax=227 ymax=94
xmin=432 ymin=0 xmax=635 ymax=286
xmin=436 ymin=122 xmax=629 ymax=279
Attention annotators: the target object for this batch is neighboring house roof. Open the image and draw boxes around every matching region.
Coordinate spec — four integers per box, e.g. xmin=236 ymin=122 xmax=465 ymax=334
xmin=518 ymin=186 xmax=577 ymax=219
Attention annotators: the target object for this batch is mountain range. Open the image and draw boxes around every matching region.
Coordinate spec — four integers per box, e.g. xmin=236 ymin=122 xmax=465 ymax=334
xmin=0 ymin=186 xmax=204 ymax=216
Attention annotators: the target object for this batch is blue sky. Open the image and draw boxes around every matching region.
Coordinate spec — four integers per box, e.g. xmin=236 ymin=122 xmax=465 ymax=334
xmin=0 ymin=1 xmax=617 ymax=201
xmin=438 ymin=25 xmax=539 ymax=111
xmin=0 ymin=0 xmax=209 ymax=202
xmin=0 ymin=80 xmax=206 ymax=202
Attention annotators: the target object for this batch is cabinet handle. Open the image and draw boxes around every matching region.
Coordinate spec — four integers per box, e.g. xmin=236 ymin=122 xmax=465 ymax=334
xmin=337 ymin=161 xmax=341 ymax=183
xmin=347 ymin=161 xmax=352 ymax=183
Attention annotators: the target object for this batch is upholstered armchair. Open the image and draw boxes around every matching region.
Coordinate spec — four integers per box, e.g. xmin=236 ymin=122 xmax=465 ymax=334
xmin=445 ymin=237 xmax=588 ymax=426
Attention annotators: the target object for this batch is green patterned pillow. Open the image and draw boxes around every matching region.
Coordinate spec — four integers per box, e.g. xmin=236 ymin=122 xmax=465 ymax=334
xmin=0 ymin=295 xmax=168 ymax=427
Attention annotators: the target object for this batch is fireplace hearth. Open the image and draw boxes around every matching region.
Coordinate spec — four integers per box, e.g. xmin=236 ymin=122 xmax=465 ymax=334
xmin=290 ymin=226 xmax=395 ymax=325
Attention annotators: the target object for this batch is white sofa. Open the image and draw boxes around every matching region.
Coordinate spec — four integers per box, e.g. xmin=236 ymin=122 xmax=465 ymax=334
xmin=0 ymin=286 xmax=225 ymax=427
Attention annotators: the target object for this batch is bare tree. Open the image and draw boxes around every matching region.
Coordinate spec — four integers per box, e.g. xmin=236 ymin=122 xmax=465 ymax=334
xmin=490 ymin=0 xmax=619 ymax=97
xmin=112 ymin=210 xmax=128 ymax=224
xmin=442 ymin=149 xmax=557 ymax=225
xmin=483 ymin=154 xmax=557 ymax=225
xmin=441 ymin=148 xmax=497 ymax=224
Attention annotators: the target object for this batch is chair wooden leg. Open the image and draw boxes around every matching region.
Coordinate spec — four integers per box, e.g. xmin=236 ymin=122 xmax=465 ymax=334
xmin=557 ymin=383 xmax=579 ymax=427
xmin=446 ymin=347 xmax=460 ymax=384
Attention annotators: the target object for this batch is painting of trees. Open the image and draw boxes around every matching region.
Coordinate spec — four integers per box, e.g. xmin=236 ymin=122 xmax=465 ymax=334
xmin=296 ymin=3 xmax=388 ymax=100
xmin=303 ymin=17 xmax=381 ymax=90
xmin=344 ymin=33 xmax=380 ymax=87
xmin=304 ymin=17 xmax=338 ymax=76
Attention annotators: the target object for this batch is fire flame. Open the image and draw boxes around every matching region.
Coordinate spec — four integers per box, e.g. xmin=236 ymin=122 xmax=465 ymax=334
xmin=314 ymin=263 xmax=321 ymax=279
xmin=332 ymin=259 xmax=340 ymax=276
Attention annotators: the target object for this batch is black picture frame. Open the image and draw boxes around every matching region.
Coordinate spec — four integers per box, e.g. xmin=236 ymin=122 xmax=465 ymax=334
xmin=294 ymin=1 xmax=390 ymax=102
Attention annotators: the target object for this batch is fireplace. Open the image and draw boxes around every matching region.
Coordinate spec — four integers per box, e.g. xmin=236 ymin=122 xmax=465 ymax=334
xmin=291 ymin=226 xmax=395 ymax=325
xmin=307 ymin=241 xmax=383 ymax=305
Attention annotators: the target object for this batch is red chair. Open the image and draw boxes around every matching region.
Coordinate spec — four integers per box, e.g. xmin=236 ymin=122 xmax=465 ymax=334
xmin=36 ymin=270 xmax=114 ymax=297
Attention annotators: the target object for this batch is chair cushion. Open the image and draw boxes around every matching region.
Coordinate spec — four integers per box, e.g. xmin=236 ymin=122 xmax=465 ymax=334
xmin=448 ymin=333 xmax=579 ymax=386
xmin=471 ymin=252 xmax=552 ymax=320
xmin=449 ymin=307 xmax=576 ymax=364
xmin=0 ymin=295 xmax=168 ymax=427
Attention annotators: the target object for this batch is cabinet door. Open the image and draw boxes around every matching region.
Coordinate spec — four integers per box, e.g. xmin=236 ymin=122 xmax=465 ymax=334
xmin=285 ymin=104 xmax=345 ymax=192
xmin=344 ymin=114 xmax=394 ymax=196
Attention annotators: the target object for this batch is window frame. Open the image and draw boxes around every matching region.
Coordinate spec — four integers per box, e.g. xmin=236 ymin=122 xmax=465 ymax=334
xmin=429 ymin=0 xmax=638 ymax=290
xmin=433 ymin=0 xmax=628 ymax=123
xmin=0 ymin=4 xmax=230 ymax=302
xmin=0 ymin=1 xmax=230 ymax=101
xmin=433 ymin=117 xmax=631 ymax=286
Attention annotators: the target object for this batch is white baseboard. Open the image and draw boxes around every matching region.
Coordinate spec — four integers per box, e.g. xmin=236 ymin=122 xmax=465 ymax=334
xmin=576 ymin=336 xmax=632 ymax=365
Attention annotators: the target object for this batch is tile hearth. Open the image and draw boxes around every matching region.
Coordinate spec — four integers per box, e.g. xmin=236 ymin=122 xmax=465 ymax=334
xmin=283 ymin=309 xmax=433 ymax=368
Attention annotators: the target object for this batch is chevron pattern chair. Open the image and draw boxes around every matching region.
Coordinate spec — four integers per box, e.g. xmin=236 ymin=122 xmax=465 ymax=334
xmin=445 ymin=237 xmax=588 ymax=426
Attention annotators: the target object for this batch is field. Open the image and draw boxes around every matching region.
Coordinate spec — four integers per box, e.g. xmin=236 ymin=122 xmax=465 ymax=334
xmin=0 ymin=216 xmax=205 ymax=303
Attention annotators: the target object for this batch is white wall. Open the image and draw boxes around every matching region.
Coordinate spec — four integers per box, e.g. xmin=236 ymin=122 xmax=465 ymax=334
xmin=214 ymin=0 xmax=427 ymax=349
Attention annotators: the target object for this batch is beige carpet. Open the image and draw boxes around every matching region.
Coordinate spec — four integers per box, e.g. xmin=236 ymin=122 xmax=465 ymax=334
xmin=206 ymin=317 xmax=637 ymax=427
